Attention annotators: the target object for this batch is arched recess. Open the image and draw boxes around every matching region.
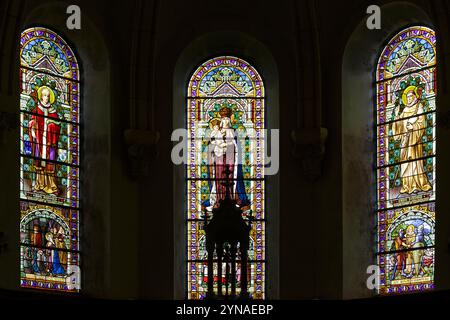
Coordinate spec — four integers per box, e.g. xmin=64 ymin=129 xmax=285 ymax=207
xmin=173 ymin=31 xmax=279 ymax=299
xmin=341 ymin=1 xmax=450 ymax=299
xmin=0 ymin=2 xmax=111 ymax=297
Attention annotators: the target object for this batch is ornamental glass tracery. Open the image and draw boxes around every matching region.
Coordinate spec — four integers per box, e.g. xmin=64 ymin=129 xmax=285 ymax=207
xmin=186 ymin=56 xmax=265 ymax=299
xmin=376 ymin=26 xmax=436 ymax=294
xmin=19 ymin=27 xmax=81 ymax=292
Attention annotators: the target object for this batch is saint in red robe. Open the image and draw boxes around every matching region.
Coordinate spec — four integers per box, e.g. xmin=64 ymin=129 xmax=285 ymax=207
xmin=28 ymin=101 xmax=60 ymax=194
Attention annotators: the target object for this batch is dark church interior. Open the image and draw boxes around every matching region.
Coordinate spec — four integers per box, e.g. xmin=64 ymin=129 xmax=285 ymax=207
xmin=1 ymin=0 xmax=450 ymax=314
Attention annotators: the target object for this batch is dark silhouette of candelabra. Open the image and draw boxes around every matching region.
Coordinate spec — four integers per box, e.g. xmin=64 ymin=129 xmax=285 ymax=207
xmin=203 ymin=167 xmax=252 ymax=299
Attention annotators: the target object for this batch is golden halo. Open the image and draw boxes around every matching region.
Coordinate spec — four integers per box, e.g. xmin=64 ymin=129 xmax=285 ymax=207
xmin=406 ymin=224 xmax=415 ymax=234
xmin=209 ymin=117 xmax=221 ymax=129
xmin=401 ymin=85 xmax=419 ymax=105
xmin=37 ymin=86 xmax=55 ymax=105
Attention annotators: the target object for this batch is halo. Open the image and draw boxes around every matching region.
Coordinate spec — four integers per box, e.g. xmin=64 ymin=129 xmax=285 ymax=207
xmin=208 ymin=117 xmax=221 ymax=129
xmin=37 ymin=86 xmax=56 ymax=105
xmin=401 ymin=85 xmax=419 ymax=105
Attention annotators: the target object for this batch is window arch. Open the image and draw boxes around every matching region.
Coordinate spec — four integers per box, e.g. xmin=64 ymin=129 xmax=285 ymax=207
xmin=376 ymin=26 xmax=436 ymax=294
xmin=19 ymin=27 xmax=81 ymax=292
xmin=186 ymin=56 xmax=265 ymax=299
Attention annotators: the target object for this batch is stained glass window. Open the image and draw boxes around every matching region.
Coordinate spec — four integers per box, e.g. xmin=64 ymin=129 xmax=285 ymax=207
xmin=19 ymin=27 xmax=81 ymax=292
xmin=376 ymin=26 xmax=436 ymax=294
xmin=186 ymin=56 xmax=265 ymax=299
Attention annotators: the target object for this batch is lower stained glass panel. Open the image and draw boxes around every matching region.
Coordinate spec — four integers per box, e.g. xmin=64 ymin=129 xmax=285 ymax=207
xmin=377 ymin=203 xmax=435 ymax=294
xmin=187 ymin=261 xmax=265 ymax=300
xmin=19 ymin=201 xmax=80 ymax=292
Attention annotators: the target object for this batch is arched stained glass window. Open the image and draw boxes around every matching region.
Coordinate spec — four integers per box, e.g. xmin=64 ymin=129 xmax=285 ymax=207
xmin=19 ymin=27 xmax=81 ymax=292
xmin=376 ymin=26 xmax=436 ymax=294
xmin=186 ymin=56 xmax=265 ymax=299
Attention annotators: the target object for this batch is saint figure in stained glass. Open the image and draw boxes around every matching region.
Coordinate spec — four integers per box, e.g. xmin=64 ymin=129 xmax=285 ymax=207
xmin=204 ymin=106 xmax=249 ymax=211
xmin=28 ymin=85 xmax=61 ymax=194
xmin=391 ymin=86 xmax=432 ymax=194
